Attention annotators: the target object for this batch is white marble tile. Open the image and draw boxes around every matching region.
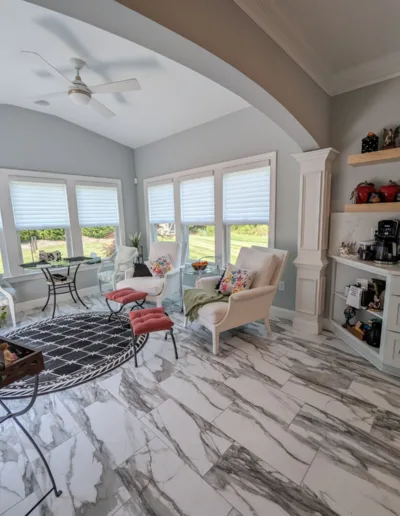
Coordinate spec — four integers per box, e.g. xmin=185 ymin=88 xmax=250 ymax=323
xmin=303 ymin=450 xmax=400 ymax=516
xmin=348 ymin=379 xmax=400 ymax=416
xmin=214 ymin=401 xmax=316 ymax=484
xmin=223 ymin=374 xmax=302 ymax=425
xmin=32 ymin=432 xmax=130 ymax=516
xmin=116 ymin=437 xmax=232 ymax=516
xmin=0 ymin=419 xmax=39 ymax=514
xmin=205 ymin=443 xmax=333 ymax=516
xmin=100 ymin=355 xmax=175 ymax=418
xmin=281 ymin=376 xmax=376 ymax=432
xmin=143 ymin=398 xmax=232 ymax=476
xmin=82 ymin=398 xmax=154 ymax=468
xmin=56 ymin=380 xmax=112 ymax=417
xmin=371 ymin=410 xmax=400 ymax=452
xmin=159 ymin=369 xmax=232 ymax=422
xmin=112 ymin=498 xmax=145 ymax=516
xmin=13 ymin=394 xmax=81 ymax=462
xmin=1 ymin=488 xmax=50 ymax=516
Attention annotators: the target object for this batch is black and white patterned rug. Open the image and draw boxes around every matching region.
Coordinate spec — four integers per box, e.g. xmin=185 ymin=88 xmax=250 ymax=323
xmin=1 ymin=312 xmax=147 ymax=398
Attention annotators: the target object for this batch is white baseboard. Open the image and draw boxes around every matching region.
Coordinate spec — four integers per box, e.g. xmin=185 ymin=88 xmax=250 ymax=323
xmin=16 ymin=286 xmax=99 ymax=312
xmin=270 ymin=305 xmax=295 ymax=321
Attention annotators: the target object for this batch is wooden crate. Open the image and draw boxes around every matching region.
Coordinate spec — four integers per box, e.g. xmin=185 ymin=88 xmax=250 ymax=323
xmin=0 ymin=338 xmax=44 ymax=389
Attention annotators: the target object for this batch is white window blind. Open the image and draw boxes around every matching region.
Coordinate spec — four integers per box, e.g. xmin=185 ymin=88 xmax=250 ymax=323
xmin=223 ymin=167 xmax=270 ymax=224
xmin=76 ymin=185 xmax=119 ymax=227
xmin=180 ymin=175 xmax=214 ymax=225
xmin=148 ymin=182 xmax=174 ymax=224
xmin=10 ymin=181 xmax=70 ymax=230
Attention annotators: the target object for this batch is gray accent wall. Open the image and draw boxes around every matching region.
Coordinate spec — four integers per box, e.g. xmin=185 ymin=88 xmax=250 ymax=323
xmin=134 ymin=106 xmax=302 ymax=310
xmin=0 ymin=105 xmax=137 ymax=302
xmin=331 ymin=76 xmax=400 ymax=212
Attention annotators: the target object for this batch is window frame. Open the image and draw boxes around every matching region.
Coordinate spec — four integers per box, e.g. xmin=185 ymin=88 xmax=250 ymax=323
xmin=144 ymin=152 xmax=276 ymax=266
xmin=0 ymin=168 xmax=125 ymax=280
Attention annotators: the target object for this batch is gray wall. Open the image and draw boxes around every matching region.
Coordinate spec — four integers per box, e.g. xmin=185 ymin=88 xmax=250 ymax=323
xmin=134 ymin=106 xmax=302 ymax=310
xmin=0 ymin=105 xmax=137 ymax=302
xmin=331 ymin=76 xmax=400 ymax=212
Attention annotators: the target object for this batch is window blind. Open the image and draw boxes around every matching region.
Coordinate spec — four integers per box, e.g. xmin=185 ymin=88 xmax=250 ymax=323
xmin=10 ymin=181 xmax=70 ymax=230
xmin=180 ymin=175 xmax=214 ymax=225
xmin=76 ymin=185 xmax=119 ymax=227
xmin=148 ymin=182 xmax=175 ymax=224
xmin=223 ymin=167 xmax=270 ymax=224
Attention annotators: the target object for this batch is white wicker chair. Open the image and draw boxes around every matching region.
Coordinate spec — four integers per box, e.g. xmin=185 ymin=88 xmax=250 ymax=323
xmin=0 ymin=279 xmax=16 ymax=327
xmin=97 ymin=245 xmax=138 ymax=293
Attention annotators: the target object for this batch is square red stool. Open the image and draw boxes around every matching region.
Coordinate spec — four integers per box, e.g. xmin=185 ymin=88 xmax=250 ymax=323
xmin=105 ymin=288 xmax=147 ymax=325
xmin=129 ymin=307 xmax=178 ymax=367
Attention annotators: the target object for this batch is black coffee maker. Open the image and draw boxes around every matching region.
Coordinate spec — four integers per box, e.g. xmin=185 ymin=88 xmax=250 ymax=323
xmin=373 ymin=219 xmax=400 ymax=264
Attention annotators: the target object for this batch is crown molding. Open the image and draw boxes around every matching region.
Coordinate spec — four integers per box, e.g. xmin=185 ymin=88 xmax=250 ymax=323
xmin=234 ymin=0 xmax=400 ymax=97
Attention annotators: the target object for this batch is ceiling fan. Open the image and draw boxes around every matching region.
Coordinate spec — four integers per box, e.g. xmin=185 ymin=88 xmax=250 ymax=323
xmin=22 ymin=51 xmax=141 ymax=119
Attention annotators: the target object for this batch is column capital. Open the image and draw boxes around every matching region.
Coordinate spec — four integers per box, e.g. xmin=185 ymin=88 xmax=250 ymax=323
xmin=292 ymin=147 xmax=339 ymax=167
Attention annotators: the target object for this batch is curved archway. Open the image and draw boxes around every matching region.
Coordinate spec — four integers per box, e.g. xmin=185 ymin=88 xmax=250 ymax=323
xmin=26 ymin=0 xmax=327 ymax=151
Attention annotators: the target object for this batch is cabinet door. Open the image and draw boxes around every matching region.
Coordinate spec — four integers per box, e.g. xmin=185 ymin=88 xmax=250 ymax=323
xmin=387 ymin=296 xmax=400 ymax=333
xmin=383 ymin=330 xmax=400 ymax=368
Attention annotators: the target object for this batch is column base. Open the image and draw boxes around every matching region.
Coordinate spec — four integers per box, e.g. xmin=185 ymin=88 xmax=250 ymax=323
xmin=293 ymin=314 xmax=323 ymax=335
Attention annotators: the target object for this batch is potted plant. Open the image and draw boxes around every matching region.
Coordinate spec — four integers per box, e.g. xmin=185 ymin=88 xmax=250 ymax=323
xmin=0 ymin=306 xmax=7 ymax=329
xmin=129 ymin=232 xmax=141 ymax=249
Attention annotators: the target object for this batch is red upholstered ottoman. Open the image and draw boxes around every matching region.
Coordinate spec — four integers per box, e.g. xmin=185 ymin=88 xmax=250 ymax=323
xmin=105 ymin=288 xmax=147 ymax=324
xmin=129 ymin=307 xmax=178 ymax=367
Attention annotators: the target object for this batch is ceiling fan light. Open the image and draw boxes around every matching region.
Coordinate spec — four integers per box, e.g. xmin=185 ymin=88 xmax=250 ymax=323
xmin=68 ymin=89 xmax=91 ymax=106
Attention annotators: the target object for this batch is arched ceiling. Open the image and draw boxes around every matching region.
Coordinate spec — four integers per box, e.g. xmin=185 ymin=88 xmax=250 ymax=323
xmin=25 ymin=0 xmax=327 ymax=151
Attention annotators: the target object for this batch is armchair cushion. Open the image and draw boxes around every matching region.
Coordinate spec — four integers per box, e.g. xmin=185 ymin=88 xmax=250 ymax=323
xmin=117 ymin=276 xmax=164 ymax=296
xmin=198 ymin=302 xmax=228 ymax=324
xmin=236 ymin=247 xmax=279 ymax=288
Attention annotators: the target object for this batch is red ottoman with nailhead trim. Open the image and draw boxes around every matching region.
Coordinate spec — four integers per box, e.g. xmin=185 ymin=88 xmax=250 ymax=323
xmin=129 ymin=307 xmax=178 ymax=367
xmin=104 ymin=287 xmax=147 ymax=324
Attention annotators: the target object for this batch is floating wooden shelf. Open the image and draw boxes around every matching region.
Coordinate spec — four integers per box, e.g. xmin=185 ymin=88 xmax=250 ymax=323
xmin=348 ymin=148 xmax=400 ymax=167
xmin=344 ymin=203 xmax=400 ymax=213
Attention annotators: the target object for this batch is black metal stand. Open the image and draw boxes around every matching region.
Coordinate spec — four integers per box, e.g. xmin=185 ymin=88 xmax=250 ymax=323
xmin=41 ymin=264 xmax=88 ymax=318
xmin=0 ymin=375 xmax=62 ymax=515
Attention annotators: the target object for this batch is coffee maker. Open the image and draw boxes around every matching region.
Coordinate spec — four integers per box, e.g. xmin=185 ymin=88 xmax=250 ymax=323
xmin=373 ymin=219 xmax=400 ymax=264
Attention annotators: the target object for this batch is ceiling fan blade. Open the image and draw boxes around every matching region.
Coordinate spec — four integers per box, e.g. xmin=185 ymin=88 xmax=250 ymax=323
xmin=90 ymin=79 xmax=141 ymax=94
xmin=89 ymin=98 xmax=116 ymax=119
xmin=21 ymin=51 xmax=72 ymax=85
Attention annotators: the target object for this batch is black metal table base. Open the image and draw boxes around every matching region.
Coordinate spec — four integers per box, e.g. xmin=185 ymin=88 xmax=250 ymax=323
xmin=105 ymin=297 xmax=146 ymax=327
xmin=41 ymin=264 xmax=88 ymax=318
xmin=0 ymin=375 xmax=62 ymax=515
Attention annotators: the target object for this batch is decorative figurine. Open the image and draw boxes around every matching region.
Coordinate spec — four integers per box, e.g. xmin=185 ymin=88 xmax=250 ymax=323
xmin=383 ymin=128 xmax=396 ymax=149
xmin=0 ymin=342 xmax=18 ymax=367
xmin=368 ymin=192 xmax=382 ymax=203
xmin=343 ymin=305 xmax=357 ymax=327
xmin=361 ymin=132 xmax=379 ymax=153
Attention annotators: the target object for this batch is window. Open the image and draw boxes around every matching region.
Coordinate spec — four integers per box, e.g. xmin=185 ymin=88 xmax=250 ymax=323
xmin=0 ymin=212 xmax=5 ymax=274
xmin=223 ymin=167 xmax=271 ymax=263
xmin=10 ymin=181 xmax=70 ymax=264
xmin=180 ymin=174 xmax=215 ymax=261
xmin=76 ymin=185 xmax=120 ymax=258
xmin=148 ymin=182 xmax=175 ymax=242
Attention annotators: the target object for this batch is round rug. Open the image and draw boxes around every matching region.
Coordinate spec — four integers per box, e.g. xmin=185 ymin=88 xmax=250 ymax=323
xmin=1 ymin=312 xmax=148 ymax=398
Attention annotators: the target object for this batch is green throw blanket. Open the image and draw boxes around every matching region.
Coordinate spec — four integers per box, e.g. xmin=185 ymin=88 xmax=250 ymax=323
xmin=184 ymin=288 xmax=229 ymax=322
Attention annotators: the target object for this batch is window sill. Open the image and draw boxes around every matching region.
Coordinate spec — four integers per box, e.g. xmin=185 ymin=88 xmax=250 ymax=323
xmin=4 ymin=263 xmax=101 ymax=284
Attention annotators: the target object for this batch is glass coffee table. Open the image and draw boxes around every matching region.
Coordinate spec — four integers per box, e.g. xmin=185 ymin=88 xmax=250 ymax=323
xmin=19 ymin=257 xmax=97 ymax=318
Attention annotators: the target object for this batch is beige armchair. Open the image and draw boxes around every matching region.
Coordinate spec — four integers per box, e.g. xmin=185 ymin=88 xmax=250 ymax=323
xmin=117 ymin=242 xmax=182 ymax=307
xmin=187 ymin=246 xmax=288 ymax=354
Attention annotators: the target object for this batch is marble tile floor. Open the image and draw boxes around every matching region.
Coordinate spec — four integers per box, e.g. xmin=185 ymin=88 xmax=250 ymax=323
xmin=1 ymin=294 xmax=400 ymax=515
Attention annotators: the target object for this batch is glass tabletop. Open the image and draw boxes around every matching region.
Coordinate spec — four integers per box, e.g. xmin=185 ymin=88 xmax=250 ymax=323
xmin=184 ymin=264 xmax=220 ymax=275
xmin=19 ymin=257 xmax=95 ymax=269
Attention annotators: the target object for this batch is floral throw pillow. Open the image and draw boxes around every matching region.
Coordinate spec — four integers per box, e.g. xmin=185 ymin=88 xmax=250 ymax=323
xmin=148 ymin=255 xmax=173 ymax=278
xmin=218 ymin=264 xmax=255 ymax=295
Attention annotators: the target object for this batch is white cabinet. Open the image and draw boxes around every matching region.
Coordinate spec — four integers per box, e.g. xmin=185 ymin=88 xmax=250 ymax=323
xmin=330 ymin=255 xmax=400 ymax=376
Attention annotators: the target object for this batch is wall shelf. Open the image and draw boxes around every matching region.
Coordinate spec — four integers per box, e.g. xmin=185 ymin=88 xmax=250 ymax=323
xmin=334 ymin=291 xmax=383 ymax=319
xmin=344 ymin=202 xmax=400 ymax=213
xmin=348 ymin=147 xmax=400 ymax=167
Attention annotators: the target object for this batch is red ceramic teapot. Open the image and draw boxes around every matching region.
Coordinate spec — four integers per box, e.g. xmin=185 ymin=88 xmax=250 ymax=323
xmin=379 ymin=181 xmax=399 ymax=202
xmin=350 ymin=182 xmax=376 ymax=204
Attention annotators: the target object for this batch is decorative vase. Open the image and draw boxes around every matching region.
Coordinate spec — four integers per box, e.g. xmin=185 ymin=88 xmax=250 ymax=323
xmin=350 ymin=182 xmax=376 ymax=204
xmin=379 ymin=181 xmax=399 ymax=202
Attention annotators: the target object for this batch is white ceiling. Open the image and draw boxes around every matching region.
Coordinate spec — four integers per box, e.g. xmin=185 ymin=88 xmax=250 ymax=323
xmin=234 ymin=0 xmax=400 ymax=96
xmin=0 ymin=0 xmax=248 ymax=148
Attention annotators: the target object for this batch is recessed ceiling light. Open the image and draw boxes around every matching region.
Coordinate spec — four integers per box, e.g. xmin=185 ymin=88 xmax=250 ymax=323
xmin=34 ymin=100 xmax=50 ymax=106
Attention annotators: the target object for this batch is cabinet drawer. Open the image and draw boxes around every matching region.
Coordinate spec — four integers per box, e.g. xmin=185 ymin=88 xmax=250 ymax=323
xmin=383 ymin=331 xmax=400 ymax=367
xmin=390 ymin=276 xmax=400 ymax=296
xmin=388 ymin=296 xmax=400 ymax=332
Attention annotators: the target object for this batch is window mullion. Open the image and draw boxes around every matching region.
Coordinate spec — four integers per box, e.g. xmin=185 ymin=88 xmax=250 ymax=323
xmin=0 ymin=175 xmax=21 ymax=276
xmin=66 ymin=181 xmax=83 ymax=257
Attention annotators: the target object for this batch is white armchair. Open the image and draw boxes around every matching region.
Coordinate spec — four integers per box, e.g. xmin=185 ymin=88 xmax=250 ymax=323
xmin=117 ymin=242 xmax=182 ymax=307
xmin=0 ymin=279 xmax=16 ymax=328
xmin=97 ymin=245 xmax=138 ymax=293
xmin=188 ymin=246 xmax=289 ymax=354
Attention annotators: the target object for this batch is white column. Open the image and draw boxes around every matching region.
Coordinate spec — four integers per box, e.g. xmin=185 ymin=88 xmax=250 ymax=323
xmin=292 ymin=148 xmax=338 ymax=335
